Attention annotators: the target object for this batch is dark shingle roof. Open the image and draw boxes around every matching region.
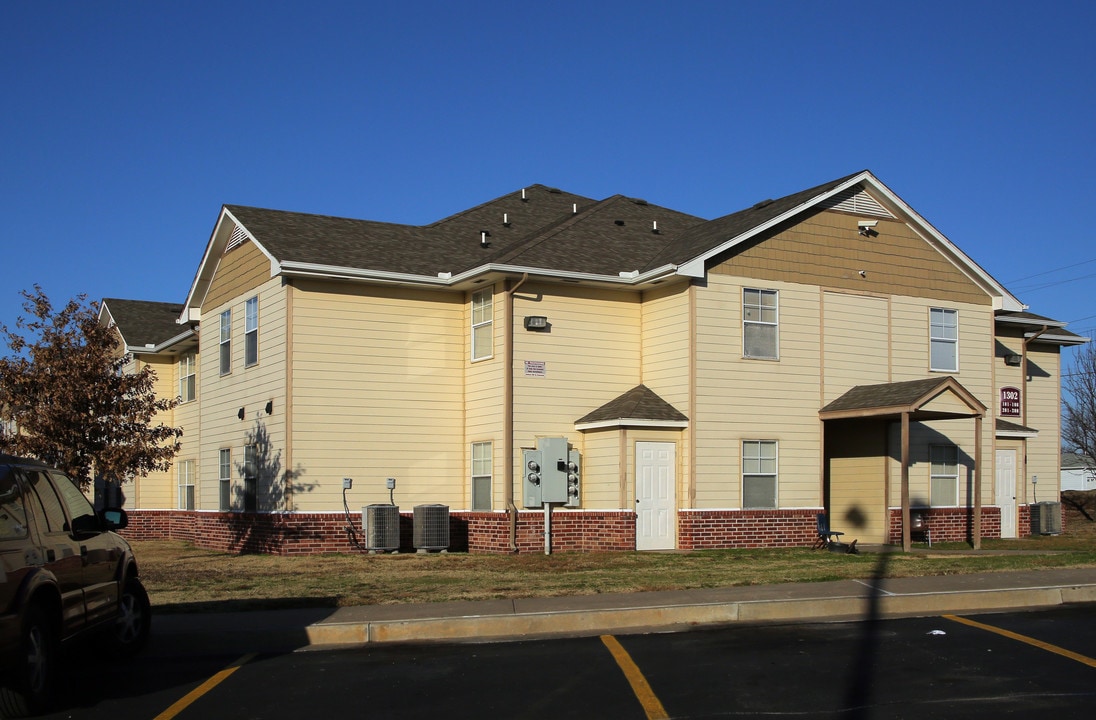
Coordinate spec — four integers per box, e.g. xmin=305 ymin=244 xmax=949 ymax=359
xmin=820 ymin=376 xmax=985 ymax=420
xmin=577 ymin=385 xmax=688 ymax=426
xmin=102 ymin=299 xmax=186 ymax=348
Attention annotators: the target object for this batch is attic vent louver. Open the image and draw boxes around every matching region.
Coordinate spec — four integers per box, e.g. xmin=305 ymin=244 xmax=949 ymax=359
xmin=227 ymin=224 xmax=248 ymax=251
xmin=824 ymin=188 xmax=894 ymax=218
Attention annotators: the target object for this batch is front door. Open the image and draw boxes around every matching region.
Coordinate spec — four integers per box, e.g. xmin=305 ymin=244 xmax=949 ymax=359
xmin=996 ymin=449 xmax=1018 ymax=538
xmin=636 ymin=442 xmax=675 ymax=551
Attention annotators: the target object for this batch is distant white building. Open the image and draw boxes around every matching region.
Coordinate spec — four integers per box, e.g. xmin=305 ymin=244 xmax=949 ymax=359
xmin=1062 ymin=452 xmax=1096 ymax=491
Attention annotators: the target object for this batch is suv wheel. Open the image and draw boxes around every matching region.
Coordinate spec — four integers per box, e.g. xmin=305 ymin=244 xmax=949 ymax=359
xmin=0 ymin=605 xmax=57 ymax=717
xmin=112 ymin=576 xmax=151 ymax=657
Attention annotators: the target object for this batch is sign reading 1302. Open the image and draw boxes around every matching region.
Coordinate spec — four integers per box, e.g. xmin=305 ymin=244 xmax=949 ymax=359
xmin=1000 ymin=386 xmax=1021 ymax=417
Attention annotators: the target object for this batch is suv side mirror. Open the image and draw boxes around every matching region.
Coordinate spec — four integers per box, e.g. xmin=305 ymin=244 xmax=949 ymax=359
xmin=101 ymin=508 xmax=129 ymax=531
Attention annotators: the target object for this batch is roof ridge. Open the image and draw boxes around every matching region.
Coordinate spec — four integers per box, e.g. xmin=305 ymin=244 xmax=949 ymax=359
xmin=485 ymin=195 xmax=621 ymax=266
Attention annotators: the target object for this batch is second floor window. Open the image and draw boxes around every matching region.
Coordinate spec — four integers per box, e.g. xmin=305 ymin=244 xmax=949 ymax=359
xmin=930 ymin=308 xmax=958 ymax=372
xmin=743 ymin=288 xmax=778 ymax=359
xmin=179 ymin=352 xmax=196 ymax=402
xmin=471 ymin=289 xmax=493 ymax=361
xmin=219 ymin=310 xmax=232 ymax=375
xmin=245 ymin=296 xmax=259 ymax=367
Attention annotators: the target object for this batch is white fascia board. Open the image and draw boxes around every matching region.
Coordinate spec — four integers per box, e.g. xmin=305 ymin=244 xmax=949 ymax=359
xmin=125 ymin=327 xmax=196 ymax=355
xmin=277 ymin=262 xmax=682 ymax=288
xmin=1026 ymin=331 xmax=1090 ymax=346
xmin=575 ymin=418 xmax=690 ymax=431
xmin=997 ymin=428 xmax=1039 ymax=439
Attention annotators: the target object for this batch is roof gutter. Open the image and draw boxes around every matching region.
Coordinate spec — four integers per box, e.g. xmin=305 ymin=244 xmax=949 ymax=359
xmin=124 ymin=327 xmax=196 ymax=355
xmin=275 ymin=261 xmax=682 ymax=288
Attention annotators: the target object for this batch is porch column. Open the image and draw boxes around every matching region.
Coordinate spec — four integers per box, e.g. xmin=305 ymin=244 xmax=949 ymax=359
xmin=901 ymin=411 xmax=911 ymax=552
xmin=973 ymin=415 xmax=982 ymax=550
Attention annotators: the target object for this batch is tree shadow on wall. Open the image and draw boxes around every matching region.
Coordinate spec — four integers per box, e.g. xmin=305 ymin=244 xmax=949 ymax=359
xmin=228 ymin=418 xmax=315 ymax=553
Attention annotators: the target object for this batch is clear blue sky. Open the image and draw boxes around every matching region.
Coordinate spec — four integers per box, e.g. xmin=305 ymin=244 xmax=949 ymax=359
xmin=3 ymin=1 xmax=1094 ymax=362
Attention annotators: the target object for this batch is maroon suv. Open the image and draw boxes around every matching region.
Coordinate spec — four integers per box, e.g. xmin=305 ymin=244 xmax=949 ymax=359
xmin=0 ymin=454 xmax=149 ymax=717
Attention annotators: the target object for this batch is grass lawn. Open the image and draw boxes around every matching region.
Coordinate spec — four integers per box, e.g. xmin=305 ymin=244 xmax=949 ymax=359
xmin=134 ymin=490 xmax=1096 ymax=613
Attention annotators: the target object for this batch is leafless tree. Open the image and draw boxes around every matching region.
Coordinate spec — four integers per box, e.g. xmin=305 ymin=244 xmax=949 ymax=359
xmin=0 ymin=286 xmax=182 ymax=489
xmin=1064 ymin=341 xmax=1096 ymax=465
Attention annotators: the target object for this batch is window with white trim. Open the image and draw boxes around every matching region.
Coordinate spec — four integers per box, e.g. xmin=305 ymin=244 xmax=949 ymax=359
xmin=471 ymin=441 xmax=492 ymax=510
xmin=243 ymin=444 xmax=257 ymax=511
xmin=471 ymin=289 xmax=493 ymax=361
xmin=930 ymin=445 xmax=959 ymax=506
xmin=179 ymin=351 xmax=196 ymax=402
xmin=178 ymin=460 xmax=195 ymax=510
xmin=742 ymin=440 xmax=778 ymax=509
xmin=219 ymin=309 xmax=232 ymax=375
xmin=245 ymin=296 xmax=258 ymax=367
xmin=743 ymin=288 xmax=778 ymax=359
xmin=219 ymin=448 xmax=231 ymax=511
xmin=929 ymin=308 xmax=958 ymax=372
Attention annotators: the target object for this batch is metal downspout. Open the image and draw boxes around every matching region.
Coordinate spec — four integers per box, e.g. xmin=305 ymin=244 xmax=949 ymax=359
xmin=505 ymin=274 xmax=529 ymax=552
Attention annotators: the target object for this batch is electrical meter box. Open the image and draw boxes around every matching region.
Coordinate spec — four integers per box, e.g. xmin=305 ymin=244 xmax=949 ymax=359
xmin=522 ymin=437 xmax=580 ymax=508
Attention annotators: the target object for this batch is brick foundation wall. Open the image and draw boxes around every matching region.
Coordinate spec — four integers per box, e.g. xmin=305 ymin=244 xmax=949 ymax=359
xmin=678 ymin=509 xmax=818 ymax=549
xmin=886 ymin=506 xmax=1002 ymax=545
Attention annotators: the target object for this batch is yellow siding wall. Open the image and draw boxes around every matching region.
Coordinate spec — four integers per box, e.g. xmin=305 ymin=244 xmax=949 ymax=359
xmin=511 ymin=283 xmax=642 ymax=509
xmin=131 ymin=354 xmax=179 ymax=509
xmin=1024 ymin=343 xmax=1062 ymax=502
xmin=289 ymin=279 xmax=465 ymax=510
xmin=464 ymin=284 xmax=503 ymax=511
xmin=198 ymin=241 xmax=287 ymax=511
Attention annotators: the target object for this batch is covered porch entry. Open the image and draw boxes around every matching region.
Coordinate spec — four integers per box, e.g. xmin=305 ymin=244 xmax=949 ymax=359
xmin=820 ymin=377 xmax=987 ymax=551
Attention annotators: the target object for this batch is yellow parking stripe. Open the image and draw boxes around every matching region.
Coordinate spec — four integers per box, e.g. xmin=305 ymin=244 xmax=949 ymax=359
xmin=154 ymin=653 xmax=257 ymax=720
xmin=601 ymin=635 xmax=670 ymax=720
xmin=944 ymin=615 xmax=1096 ymax=668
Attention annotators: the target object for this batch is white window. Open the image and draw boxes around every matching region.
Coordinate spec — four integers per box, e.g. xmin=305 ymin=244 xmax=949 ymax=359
xmin=742 ymin=440 xmax=778 ymax=509
xmin=219 ymin=448 xmax=232 ymax=511
xmin=179 ymin=352 xmax=196 ymax=402
xmin=219 ymin=310 xmax=232 ymax=375
xmin=743 ymin=289 xmax=778 ymax=359
xmin=930 ymin=445 xmax=959 ymax=506
xmin=245 ymin=296 xmax=258 ymax=367
xmin=243 ymin=444 xmax=257 ymax=511
xmin=471 ymin=289 xmax=493 ymax=361
xmin=930 ymin=308 xmax=958 ymax=372
xmin=471 ymin=442 xmax=492 ymax=510
xmin=178 ymin=460 xmax=195 ymax=510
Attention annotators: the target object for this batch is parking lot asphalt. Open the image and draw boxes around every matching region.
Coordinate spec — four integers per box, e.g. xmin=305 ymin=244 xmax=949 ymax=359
xmin=148 ymin=560 xmax=1096 ymax=656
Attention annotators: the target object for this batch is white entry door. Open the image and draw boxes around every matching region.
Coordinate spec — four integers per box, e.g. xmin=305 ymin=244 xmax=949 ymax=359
xmin=996 ymin=449 xmax=1018 ymax=538
xmin=636 ymin=442 xmax=676 ymax=550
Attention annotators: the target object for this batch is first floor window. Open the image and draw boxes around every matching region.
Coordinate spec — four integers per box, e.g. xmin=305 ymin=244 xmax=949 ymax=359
xmin=930 ymin=445 xmax=959 ymax=506
xmin=219 ymin=448 xmax=232 ymax=511
xmin=743 ymin=288 xmax=778 ymax=359
xmin=178 ymin=460 xmax=195 ymax=510
xmin=742 ymin=440 xmax=778 ymax=509
xmin=471 ymin=442 xmax=492 ymax=510
xmin=930 ymin=308 xmax=958 ymax=371
xmin=179 ymin=351 xmax=196 ymax=402
xmin=243 ymin=444 xmax=257 ymax=511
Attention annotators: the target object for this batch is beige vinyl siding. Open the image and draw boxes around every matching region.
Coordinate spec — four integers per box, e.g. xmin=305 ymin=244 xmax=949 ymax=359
xmin=132 ymin=354 xmax=181 ymax=509
xmin=822 ymin=292 xmax=890 ymax=404
xmin=512 ymin=284 xmax=641 ymax=509
xmin=828 ymin=419 xmax=888 ymax=543
xmin=693 ymin=276 xmax=822 ymax=509
xmin=711 ymin=209 xmax=989 ymax=306
xmin=289 ymin=280 xmax=464 ymax=510
xmin=640 ymin=283 xmax=691 ymax=410
xmin=579 ymin=430 xmax=627 ymax=508
xmin=203 ymin=240 xmax=270 ymax=311
xmin=464 ymin=285 xmax=503 ymax=510
xmin=199 ymin=276 xmax=288 ymax=511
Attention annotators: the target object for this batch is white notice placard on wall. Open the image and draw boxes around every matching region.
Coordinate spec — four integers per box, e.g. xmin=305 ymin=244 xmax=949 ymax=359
xmin=524 ymin=360 xmax=546 ymax=377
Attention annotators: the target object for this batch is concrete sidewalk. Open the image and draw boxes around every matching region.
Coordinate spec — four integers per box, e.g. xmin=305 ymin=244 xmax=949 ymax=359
xmin=148 ymin=566 xmax=1096 ymax=656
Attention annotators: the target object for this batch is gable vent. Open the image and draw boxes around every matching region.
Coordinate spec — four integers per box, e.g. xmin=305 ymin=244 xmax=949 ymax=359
xmin=823 ymin=188 xmax=894 ymax=218
xmin=226 ymin=224 xmax=248 ymax=251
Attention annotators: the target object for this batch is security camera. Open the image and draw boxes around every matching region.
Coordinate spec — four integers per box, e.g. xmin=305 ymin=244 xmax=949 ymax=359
xmin=857 ymin=220 xmax=878 ymax=229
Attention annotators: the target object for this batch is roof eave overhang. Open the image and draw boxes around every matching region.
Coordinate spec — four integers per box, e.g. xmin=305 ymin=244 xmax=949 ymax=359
xmin=1026 ymin=332 xmax=1090 ymax=346
xmin=575 ymin=418 xmax=690 ymax=431
xmin=124 ymin=327 xmax=196 ymax=355
xmin=997 ymin=428 xmax=1039 ymax=439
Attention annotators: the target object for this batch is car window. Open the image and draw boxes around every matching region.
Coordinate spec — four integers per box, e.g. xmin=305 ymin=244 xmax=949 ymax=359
xmin=49 ymin=471 xmax=97 ymax=532
xmin=0 ymin=465 xmax=29 ymax=540
xmin=24 ymin=470 xmax=68 ymax=533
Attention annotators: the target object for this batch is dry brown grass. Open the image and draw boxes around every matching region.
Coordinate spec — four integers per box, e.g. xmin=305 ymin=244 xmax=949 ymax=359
xmin=134 ymin=492 xmax=1096 ymax=613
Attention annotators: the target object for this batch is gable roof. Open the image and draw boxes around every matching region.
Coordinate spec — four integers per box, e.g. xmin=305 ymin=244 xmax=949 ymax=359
xmin=180 ymin=171 xmax=1029 ymax=320
xmin=819 ymin=376 xmax=986 ymax=422
xmin=100 ymin=298 xmax=192 ymax=353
